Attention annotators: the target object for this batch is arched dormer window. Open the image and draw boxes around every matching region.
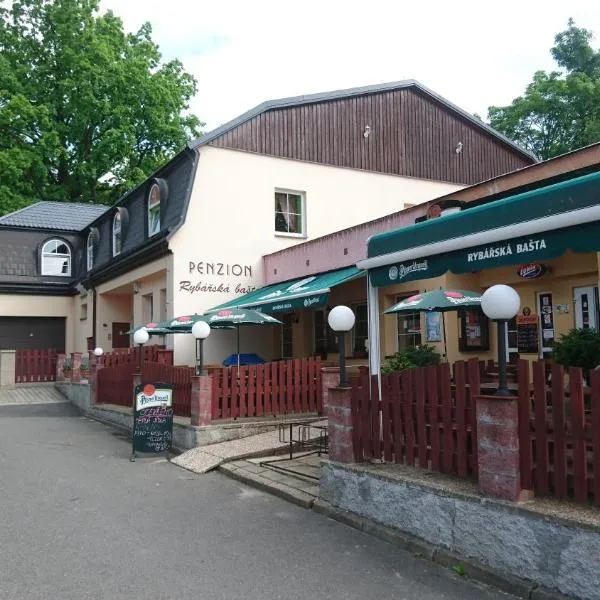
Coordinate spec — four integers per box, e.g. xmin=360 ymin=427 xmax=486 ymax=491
xmin=112 ymin=211 xmax=122 ymax=257
xmin=87 ymin=232 xmax=95 ymax=271
xmin=148 ymin=182 xmax=161 ymax=236
xmin=41 ymin=239 xmax=71 ymax=276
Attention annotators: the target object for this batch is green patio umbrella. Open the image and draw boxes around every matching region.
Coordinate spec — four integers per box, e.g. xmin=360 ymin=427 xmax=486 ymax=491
xmin=127 ymin=321 xmax=180 ymax=336
xmin=384 ymin=289 xmax=483 ymax=360
xmin=169 ymin=309 xmax=282 ymax=369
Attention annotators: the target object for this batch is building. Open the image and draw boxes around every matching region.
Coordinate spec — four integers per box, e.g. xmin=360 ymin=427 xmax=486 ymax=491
xmin=0 ymin=80 xmax=534 ymax=366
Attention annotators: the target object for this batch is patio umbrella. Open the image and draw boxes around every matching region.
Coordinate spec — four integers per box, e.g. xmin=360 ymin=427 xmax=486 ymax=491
xmin=127 ymin=321 xmax=179 ymax=336
xmin=170 ymin=309 xmax=282 ymax=369
xmin=384 ymin=289 xmax=483 ymax=360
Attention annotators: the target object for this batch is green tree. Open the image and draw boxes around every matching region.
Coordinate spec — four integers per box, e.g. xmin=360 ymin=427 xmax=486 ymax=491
xmin=0 ymin=0 xmax=202 ymax=213
xmin=487 ymin=19 xmax=600 ymax=160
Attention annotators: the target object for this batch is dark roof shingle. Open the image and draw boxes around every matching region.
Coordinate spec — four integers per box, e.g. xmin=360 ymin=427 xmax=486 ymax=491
xmin=0 ymin=201 xmax=108 ymax=231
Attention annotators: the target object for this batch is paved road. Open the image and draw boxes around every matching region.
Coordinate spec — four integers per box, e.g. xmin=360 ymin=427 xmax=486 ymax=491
xmin=0 ymin=403 xmax=515 ymax=600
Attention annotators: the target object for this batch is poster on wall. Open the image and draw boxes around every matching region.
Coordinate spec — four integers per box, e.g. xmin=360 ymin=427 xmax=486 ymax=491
xmin=425 ymin=312 xmax=442 ymax=342
xmin=131 ymin=382 xmax=174 ymax=462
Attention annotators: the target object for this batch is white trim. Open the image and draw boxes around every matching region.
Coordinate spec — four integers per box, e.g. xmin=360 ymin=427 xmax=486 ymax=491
xmin=357 ymin=206 xmax=600 ymax=271
xmin=274 ymin=189 xmax=306 ymax=237
xmin=41 ymin=239 xmax=71 ymax=277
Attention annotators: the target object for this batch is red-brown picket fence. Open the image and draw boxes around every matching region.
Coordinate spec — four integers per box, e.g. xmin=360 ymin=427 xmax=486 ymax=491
xmin=351 ymin=359 xmax=481 ymax=478
xmin=211 ymin=357 xmax=323 ymax=419
xmin=101 ymin=346 xmax=170 ymax=367
xmin=518 ymin=360 xmax=600 ymax=505
xmin=97 ymin=361 xmax=193 ymax=416
xmin=15 ymin=349 xmax=57 ymax=383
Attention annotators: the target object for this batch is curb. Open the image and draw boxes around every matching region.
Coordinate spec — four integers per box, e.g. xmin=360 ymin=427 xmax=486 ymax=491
xmin=218 ymin=463 xmax=315 ymax=509
xmin=312 ymin=499 xmax=574 ymax=600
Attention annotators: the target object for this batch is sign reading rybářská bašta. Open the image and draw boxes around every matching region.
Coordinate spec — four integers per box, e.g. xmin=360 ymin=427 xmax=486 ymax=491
xmin=132 ymin=383 xmax=174 ymax=458
xmin=466 ymin=238 xmax=547 ymax=265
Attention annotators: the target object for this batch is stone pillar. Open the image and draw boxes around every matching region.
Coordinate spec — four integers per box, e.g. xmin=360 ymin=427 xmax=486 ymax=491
xmin=56 ymin=354 xmax=66 ymax=382
xmin=190 ymin=375 xmax=212 ymax=426
xmin=71 ymin=352 xmax=82 ymax=383
xmin=321 ymin=367 xmax=340 ymax=414
xmin=89 ymin=354 xmax=104 ymax=406
xmin=476 ymin=394 xmax=533 ymax=502
xmin=327 ymin=386 xmax=355 ymax=463
xmin=0 ymin=350 xmax=16 ymax=389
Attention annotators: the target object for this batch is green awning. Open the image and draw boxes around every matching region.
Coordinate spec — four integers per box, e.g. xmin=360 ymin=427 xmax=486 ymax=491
xmin=369 ymin=220 xmax=600 ymax=287
xmin=364 ymin=169 xmax=600 ymax=261
xmin=206 ymin=266 xmax=364 ymax=313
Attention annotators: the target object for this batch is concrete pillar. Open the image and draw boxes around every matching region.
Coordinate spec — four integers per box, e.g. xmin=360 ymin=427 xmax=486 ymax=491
xmin=56 ymin=354 xmax=66 ymax=382
xmin=0 ymin=350 xmax=16 ymax=389
xmin=321 ymin=367 xmax=340 ymax=414
xmin=476 ymin=394 xmax=533 ymax=502
xmin=327 ymin=386 xmax=355 ymax=463
xmin=71 ymin=352 xmax=82 ymax=383
xmin=190 ymin=375 xmax=212 ymax=426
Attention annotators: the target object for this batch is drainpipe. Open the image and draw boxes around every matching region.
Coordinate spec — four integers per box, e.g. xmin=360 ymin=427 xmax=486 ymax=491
xmin=92 ymin=287 xmax=97 ymax=348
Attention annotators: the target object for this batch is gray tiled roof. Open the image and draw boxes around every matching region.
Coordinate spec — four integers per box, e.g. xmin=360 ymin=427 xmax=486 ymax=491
xmin=190 ymin=79 xmax=537 ymax=161
xmin=0 ymin=201 xmax=108 ymax=231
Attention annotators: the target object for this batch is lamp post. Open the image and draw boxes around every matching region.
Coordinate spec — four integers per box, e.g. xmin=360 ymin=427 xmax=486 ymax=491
xmin=192 ymin=321 xmax=211 ymax=376
xmin=93 ymin=347 xmax=104 ymax=360
xmin=133 ymin=328 xmax=149 ymax=372
xmin=481 ymin=285 xmax=521 ymax=396
xmin=328 ymin=305 xmax=356 ymax=387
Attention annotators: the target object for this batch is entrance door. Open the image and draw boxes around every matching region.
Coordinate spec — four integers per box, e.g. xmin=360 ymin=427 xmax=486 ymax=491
xmin=112 ymin=322 xmax=131 ymax=348
xmin=575 ymin=286 xmax=599 ymax=330
xmin=537 ymin=292 xmax=554 ymax=357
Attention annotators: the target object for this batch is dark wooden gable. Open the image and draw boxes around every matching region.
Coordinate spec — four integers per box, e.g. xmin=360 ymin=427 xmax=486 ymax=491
xmin=207 ymin=86 xmax=534 ymax=185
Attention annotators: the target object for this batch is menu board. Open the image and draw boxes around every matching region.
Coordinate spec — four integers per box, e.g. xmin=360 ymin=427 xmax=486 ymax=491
xmin=517 ymin=315 xmax=539 ymax=354
xmin=131 ymin=382 xmax=174 ymax=461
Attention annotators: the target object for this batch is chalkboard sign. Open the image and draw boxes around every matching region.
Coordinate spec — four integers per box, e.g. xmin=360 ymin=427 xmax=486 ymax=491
xmin=131 ymin=382 xmax=174 ymax=461
xmin=517 ymin=315 xmax=539 ymax=355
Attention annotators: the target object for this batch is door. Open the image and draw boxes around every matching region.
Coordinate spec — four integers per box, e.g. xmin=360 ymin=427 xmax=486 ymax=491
xmin=506 ymin=317 xmax=518 ymax=361
xmin=575 ymin=286 xmax=599 ymax=330
xmin=111 ymin=322 xmax=131 ymax=348
xmin=0 ymin=317 xmax=66 ymax=352
xmin=537 ymin=292 xmax=554 ymax=357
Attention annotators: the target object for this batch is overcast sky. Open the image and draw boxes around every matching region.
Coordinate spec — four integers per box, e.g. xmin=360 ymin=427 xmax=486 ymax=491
xmin=101 ymin=0 xmax=600 ymax=132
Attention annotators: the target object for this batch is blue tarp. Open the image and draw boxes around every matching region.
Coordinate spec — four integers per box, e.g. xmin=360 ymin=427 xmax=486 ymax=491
xmin=222 ymin=353 xmax=266 ymax=367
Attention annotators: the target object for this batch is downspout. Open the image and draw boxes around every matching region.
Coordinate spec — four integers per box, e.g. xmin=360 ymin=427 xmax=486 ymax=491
xmin=92 ymin=287 xmax=97 ymax=349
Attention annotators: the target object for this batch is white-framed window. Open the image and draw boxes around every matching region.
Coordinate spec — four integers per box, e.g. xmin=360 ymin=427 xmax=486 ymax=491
xmin=275 ymin=190 xmax=305 ymax=236
xmin=41 ymin=239 xmax=71 ymax=276
xmin=86 ymin=232 xmax=94 ymax=271
xmin=112 ymin=212 xmax=122 ymax=257
xmin=148 ymin=183 xmax=161 ymax=236
xmin=396 ymin=295 xmax=422 ymax=351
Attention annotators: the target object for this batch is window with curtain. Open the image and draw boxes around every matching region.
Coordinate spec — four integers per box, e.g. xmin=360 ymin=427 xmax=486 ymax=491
xmin=275 ymin=190 xmax=304 ymax=235
xmin=112 ymin=212 xmax=122 ymax=257
xmin=86 ymin=232 xmax=94 ymax=271
xmin=41 ymin=239 xmax=71 ymax=276
xmin=396 ymin=295 xmax=422 ymax=351
xmin=148 ymin=183 xmax=161 ymax=236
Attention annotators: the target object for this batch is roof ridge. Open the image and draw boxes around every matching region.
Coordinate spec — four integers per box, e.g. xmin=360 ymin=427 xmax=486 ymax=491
xmin=189 ymin=79 xmax=536 ymax=161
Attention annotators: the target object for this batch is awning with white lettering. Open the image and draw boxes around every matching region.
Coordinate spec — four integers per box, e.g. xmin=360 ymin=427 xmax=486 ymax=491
xmin=205 ymin=266 xmax=364 ymax=313
xmin=367 ymin=220 xmax=600 ymax=287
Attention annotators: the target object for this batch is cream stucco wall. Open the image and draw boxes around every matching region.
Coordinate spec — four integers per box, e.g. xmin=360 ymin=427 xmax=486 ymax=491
xmin=168 ymin=146 xmax=462 ymax=365
xmin=0 ymin=295 xmax=76 ymax=353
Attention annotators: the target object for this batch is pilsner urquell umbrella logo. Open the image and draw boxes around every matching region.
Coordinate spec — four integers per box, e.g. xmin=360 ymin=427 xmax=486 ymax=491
xmin=143 ymin=384 xmax=156 ymax=397
xmin=146 ymin=322 xmax=158 ymax=328
xmin=444 ymin=291 xmax=464 ymax=299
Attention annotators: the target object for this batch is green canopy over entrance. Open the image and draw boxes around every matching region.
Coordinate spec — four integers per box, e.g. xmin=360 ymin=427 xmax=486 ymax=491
xmin=206 ymin=266 xmax=364 ymax=313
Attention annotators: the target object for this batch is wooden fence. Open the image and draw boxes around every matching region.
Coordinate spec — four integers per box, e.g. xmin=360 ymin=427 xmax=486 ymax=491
xmin=97 ymin=362 xmax=193 ymax=416
xmin=15 ymin=349 xmax=57 ymax=383
xmin=211 ymin=357 xmax=323 ymax=419
xmin=518 ymin=360 xmax=600 ymax=505
xmin=351 ymin=359 xmax=481 ymax=478
xmin=101 ymin=346 xmax=171 ymax=367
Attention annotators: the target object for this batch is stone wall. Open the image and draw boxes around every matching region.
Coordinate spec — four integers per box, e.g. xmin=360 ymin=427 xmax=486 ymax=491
xmin=320 ymin=462 xmax=600 ymax=600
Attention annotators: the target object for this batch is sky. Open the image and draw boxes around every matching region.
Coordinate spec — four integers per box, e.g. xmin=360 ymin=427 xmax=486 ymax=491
xmin=100 ymin=0 xmax=600 ymax=133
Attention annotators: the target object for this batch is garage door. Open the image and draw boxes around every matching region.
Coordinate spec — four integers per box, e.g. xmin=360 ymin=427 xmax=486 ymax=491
xmin=0 ymin=317 xmax=66 ymax=353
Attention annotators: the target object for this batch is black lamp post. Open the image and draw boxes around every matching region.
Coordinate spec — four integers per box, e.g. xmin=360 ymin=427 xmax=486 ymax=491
xmin=192 ymin=321 xmax=211 ymax=376
xmin=328 ymin=305 xmax=356 ymax=387
xmin=133 ymin=328 xmax=149 ymax=372
xmin=481 ymin=285 xmax=521 ymax=396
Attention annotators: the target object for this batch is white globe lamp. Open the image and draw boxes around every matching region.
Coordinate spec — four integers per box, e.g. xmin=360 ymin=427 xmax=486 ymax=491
xmin=133 ymin=327 xmax=149 ymax=371
xmin=191 ymin=320 xmax=211 ymax=375
xmin=481 ymin=285 xmax=521 ymax=396
xmin=328 ymin=305 xmax=356 ymax=387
